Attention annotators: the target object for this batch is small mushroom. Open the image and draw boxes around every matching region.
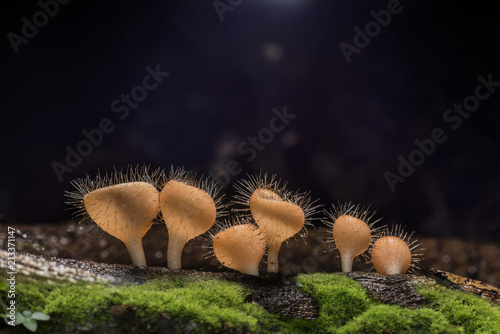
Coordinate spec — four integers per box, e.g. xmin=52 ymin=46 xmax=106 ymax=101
xmin=324 ymin=203 xmax=380 ymax=272
xmin=371 ymin=225 xmax=422 ymax=275
xmin=213 ymin=219 xmax=266 ymax=276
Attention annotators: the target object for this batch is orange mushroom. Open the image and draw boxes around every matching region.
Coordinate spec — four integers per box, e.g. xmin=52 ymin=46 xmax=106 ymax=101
xmin=66 ymin=165 xmax=162 ymax=265
xmin=371 ymin=225 xmax=422 ymax=275
xmin=324 ymin=202 xmax=381 ymax=272
xmin=213 ymin=218 xmax=266 ymax=276
xmin=160 ymin=168 xmax=223 ymax=270
xmin=235 ymin=174 xmax=318 ymax=273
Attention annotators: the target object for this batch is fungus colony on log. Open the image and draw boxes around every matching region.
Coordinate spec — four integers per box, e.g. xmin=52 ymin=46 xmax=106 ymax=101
xmin=66 ymin=165 xmax=423 ymax=276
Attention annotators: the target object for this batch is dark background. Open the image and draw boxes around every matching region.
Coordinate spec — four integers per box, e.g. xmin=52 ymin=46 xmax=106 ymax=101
xmin=1 ymin=1 xmax=500 ymax=241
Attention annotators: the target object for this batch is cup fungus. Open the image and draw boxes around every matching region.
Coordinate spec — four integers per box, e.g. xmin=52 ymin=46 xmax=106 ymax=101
xmin=66 ymin=165 xmax=163 ymax=266
xmin=160 ymin=167 xmax=224 ymax=270
xmin=235 ymin=174 xmax=318 ymax=273
xmin=371 ymin=225 xmax=422 ymax=275
xmin=324 ymin=202 xmax=381 ymax=273
xmin=212 ymin=217 xmax=266 ymax=276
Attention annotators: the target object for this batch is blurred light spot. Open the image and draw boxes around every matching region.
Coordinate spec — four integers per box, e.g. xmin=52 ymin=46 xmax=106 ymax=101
xmin=214 ymin=133 xmax=240 ymax=161
xmin=468 ymin=266 xmax=477 ymax=274
xmin=60 ymin=237 xmax=68 ymax=245
xmin=154 ymin=251 xmax=163 ymax=259
xmin=442 ymin=255 xmax=451 ymax=263
xmin=262 ymin=43 xmax=283 ymax=62
xmin=219 ymin=140 xmax=237 ymax=156
xmin=282 ymin=130 xmax=299 ymax=147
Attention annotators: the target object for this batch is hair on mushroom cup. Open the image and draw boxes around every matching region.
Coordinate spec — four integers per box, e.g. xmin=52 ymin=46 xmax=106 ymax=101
xmin=160 ymin=167 xmax=224 ymax=270
xmin=65 ymin=165 xmax=163 ymax=266
xmin=324 ymin=202 xmax=381 ymax=273
xmin=234 ymin=174 xmax=319 ymax=274
xmin=371 ymin=225 xmax=423 ymax=275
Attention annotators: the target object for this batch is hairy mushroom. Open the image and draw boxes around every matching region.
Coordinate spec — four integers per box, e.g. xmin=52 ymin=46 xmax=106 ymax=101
xmin=160 ymin=167 xmax=223 ymax=270
xmin=235 ymin=174 xmax=318 ymax=273
xmin=371 ymin=225 xmax=422 ymax=275
xmin=66 ymin=165 xmax=162 ymax=265
xmin=212 ymin=217 xmax=266 ymax=276
xmin=324 ymin=202 xmax=381 ymax=272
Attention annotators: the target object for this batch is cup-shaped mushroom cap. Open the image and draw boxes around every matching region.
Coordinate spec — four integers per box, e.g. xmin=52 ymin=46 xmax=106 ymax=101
xmin=83 ymin=181 xmax=160 ymax=243
xmin=249 ymin=188 xmax=305 ymax=247
xmin=332 ymin=214 xmax=371 ymax=258
xmin=160 ymin=180 xmax=217 ymax=239
xmin=372 ymin=236 xmax=412 ymax=275
xmin=213 ymin=224 xmax=266 ymax=276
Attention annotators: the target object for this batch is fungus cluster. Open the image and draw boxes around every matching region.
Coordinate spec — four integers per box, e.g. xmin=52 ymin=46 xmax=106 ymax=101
xmin=323 ymin=203 xmax=422 ymax=275
xmin=66 ymin=166 xmax=422 ymax=276
xmin=67 ymin=166 xmax=224 ymax=269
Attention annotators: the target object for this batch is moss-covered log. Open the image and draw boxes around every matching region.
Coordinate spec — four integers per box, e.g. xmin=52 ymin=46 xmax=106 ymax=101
xmin=1 ymin=251 xmax=500 ymax=333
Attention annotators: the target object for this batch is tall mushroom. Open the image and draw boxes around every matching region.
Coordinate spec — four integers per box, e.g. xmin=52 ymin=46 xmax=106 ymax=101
xmin=160 ymin=168 xmax=223 ymax=270
xmin=66 ymin=165 xmax=162 ymax=265
xmin=235 ymin=174 xmax=318 ymax=274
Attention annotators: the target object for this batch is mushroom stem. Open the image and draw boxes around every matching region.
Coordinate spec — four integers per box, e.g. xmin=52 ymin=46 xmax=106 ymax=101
xmin=167 ymin=233 xmax=188 ymax=270
xmin=124 ymin=238 xmax=147 ymax=266
xmin=244 ymin=264 xmax=260 ymax=277
xmin=267 ymin=244 xmax=280 ymax=274
xmin=340 ymin=251 xmax=354 ymax=273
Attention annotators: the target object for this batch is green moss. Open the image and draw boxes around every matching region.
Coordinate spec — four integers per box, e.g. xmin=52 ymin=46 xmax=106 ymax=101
xmin=5 ymin=275 xmax=287 ymax=333
xmin=295 ymin=273 xmax=500 ymax=334
xmin=296 ymin=273 xmax=372 ymax=327
xmin=2 ymin=272 xmax=500 ymax=333
xmin=416 ymin=284 xmax=500 ymax=334
xmin=337 ymin=305 xmax=459 ymax=334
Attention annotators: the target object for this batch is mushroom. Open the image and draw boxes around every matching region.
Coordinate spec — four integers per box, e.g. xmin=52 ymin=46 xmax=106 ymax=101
xmin=66 ymin=165 xmax=162 ymax=265
xmin=235 ymin=174 xmax=318 ymax=274
xmin=324 ymin=202 xmax=380 ymax=272
xmin=160 ymin=168 xmax=223 ymax=269
xmin=212 ymin=218 xmax=266 ymax=276
xmin=371 ymin=225 xmax=422 ymax=275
